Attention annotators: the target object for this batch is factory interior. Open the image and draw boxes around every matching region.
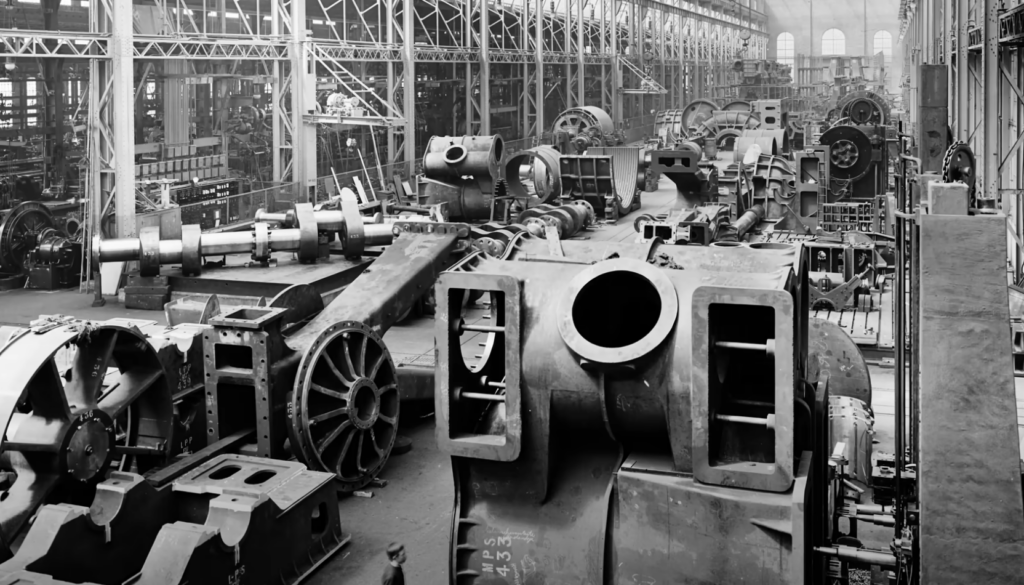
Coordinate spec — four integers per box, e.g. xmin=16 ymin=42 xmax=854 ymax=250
xmin=0 ymin=0 xmax=1023 ymax=583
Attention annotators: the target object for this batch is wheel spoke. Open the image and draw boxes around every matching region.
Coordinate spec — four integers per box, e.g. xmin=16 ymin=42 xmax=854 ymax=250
xmin=311 ymin=382 xmax=348 ymax=401
xmin=315 ymin=419 xmax=353 ymax=454
xmin=369 ymin=428 xmax=384 ymax=457
xmin=342 ymin=337 xmax=358 ymax=380
xmin=321 ymin=351 xmax=353 ymax=386
xmin=376 ymin=383 xmax=397 ymax=398
xmin=26 ymin=358 xmax=72 ymax=421
xmin=332 ymin=425 xmax=357 ymax=472
xmin=357 ymin=336 xmax=368 ymax=377
xmin=378 ymin=413 xmax=397 ymax=426
xmin=65 ymin=331 xmax=118 ymax=409
xmin=310 ymin=406 xmax=348 ymax=424
xmin=368 ymin=351 xmax=386 ymax=381
xmin=355 ymin=430 xmax=366 ymax=472
xmin=98 ymin=367 xmax=164 ymax=418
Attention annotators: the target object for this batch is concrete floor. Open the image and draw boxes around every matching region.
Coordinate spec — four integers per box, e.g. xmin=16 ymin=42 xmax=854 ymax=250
xmin=3 ymin=178 xmax=1024 ymax=584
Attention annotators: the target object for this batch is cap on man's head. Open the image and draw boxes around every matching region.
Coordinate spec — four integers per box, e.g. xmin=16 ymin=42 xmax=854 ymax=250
xmin=386 ymin=543 xmax=404 ymax=560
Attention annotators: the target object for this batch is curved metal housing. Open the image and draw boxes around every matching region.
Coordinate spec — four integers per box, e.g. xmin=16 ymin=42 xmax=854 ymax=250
xmin=504 ymin=145 xmax=562 ymax=204
xmin=436 ymin=241 xmax=826 ymax=584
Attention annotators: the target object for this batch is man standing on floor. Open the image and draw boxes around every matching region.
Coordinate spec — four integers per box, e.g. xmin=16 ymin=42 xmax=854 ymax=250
xmin=382 ymin=542 xmax=406 ymax=585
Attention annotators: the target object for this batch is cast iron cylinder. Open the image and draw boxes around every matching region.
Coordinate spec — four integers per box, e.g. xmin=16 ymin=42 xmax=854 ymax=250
xmin=423 ymin=135 xmax=504 ymax=182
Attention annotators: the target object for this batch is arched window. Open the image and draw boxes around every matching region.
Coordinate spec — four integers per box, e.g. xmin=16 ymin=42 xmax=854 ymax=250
xmin=822 ymin=28 xmax=846 ymax=56
xmin=873 ymin=30 xmax=893 ymax=64
xmin=776 ymin=32 xmax=794 ymax=68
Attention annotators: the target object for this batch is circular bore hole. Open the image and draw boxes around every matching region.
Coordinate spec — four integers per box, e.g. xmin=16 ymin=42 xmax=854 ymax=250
xmin=571 ymin=270 xmax=661 ymax=349
xmin=711 ymin=241 xmax=743 ymax=247
xmin=351 ymin=384 xmax=378 ymax=424
xmin=444 ymin=145 xmax=468 ymax=164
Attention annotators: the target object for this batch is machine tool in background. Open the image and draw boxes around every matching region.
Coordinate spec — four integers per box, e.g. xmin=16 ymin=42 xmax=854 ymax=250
xmin=0 ymin=201 xmax=82 ymax=290
xmin=549 ymin=107 xmax=625 ymax=154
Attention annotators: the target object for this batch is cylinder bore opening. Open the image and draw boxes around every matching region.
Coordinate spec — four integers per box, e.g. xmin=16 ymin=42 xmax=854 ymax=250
xmin=749 ymin=242 xmax=794 ymax=251
xmin=492 ymin=137 xmax=504 ymax=163
xmin=352 ymin=383 xmax=377 ymax=424
xmin=444 ymin=145 xmax=468 ymax=164
xmin=711 ymin=241 xmax=743 ymax=247
xmin=571 ymin=270 xmax=662 ymax=349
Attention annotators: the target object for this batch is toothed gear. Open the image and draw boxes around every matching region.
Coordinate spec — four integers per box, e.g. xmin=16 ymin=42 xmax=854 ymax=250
xmin=941 ymin=141 xmax=976 ymax=198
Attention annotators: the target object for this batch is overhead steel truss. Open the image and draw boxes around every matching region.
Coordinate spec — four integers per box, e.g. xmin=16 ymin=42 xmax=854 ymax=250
xmin=5 ymin=0 xmax=768 ymax=260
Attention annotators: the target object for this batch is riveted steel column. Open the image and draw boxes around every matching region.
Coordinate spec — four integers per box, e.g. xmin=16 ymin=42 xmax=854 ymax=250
xmin=577 ymin=0 xmax=585 ymax=107
xmin=271 ymin=0 xmax=284 ymax=182
xmin=611 ymin=0 xmax=621 ymax=123
xmin=403 ymin=0 xmax=415 ymax=174
xmin=111 ymin=0 xmax=134 ymax=238
xmin=983 ymin=0 xmax=1000 ymax=205
xmin=536 ymin=0 xmax=545 ymax=137
xmin=291 ymin=0 xmax=315 ymax=201
xmin=481 ymin=0 xmax=491 ymax=135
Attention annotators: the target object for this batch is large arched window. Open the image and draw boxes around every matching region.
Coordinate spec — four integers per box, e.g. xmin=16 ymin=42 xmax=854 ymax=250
xmin=873 ymin=30 xmax=893 ymax=64
xmin=822 ymin=28 xmax=846 ymax=56
xmin=776 ymin=32 xmax=794 ymax=68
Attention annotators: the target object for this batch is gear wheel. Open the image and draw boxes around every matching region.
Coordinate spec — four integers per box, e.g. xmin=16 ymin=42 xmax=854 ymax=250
xmin=941 ymin=141 xmax=976 ymax=199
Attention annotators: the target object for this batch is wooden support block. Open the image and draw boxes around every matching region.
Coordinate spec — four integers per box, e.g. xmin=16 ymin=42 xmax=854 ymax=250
xmin=926 ymin=181 xmax=969 ymax=216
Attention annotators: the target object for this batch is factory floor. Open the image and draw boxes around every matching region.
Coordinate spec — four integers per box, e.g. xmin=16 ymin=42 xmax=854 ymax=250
xmin=2 ymin=180 xmax=1023 ymax=585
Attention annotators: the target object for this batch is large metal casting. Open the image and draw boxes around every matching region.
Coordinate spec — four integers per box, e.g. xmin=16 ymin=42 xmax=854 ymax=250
xmin=421 ymin=135 xmax=504 ymax=221
xmin=680 ymin=98 xmax=720 ymax=134
xmin=559 ymin=152 xmax=642 ymax=221
xmin=550 ymin=107 xmax=618 ymax=152
xmin=635 ymin=144 xmax=724 ymax=245
xmin=0 ymin=455 xmax=346 ymax=585
xmin=652 ymin=109 xmax=687 ymax=146
xmin=836 ymin=91 xmax=890 ymax=126
xmin=281 ymin=224 xmax=467 ymax=490
xmin=504 ymin=146 xmax=562 ymax=205
xmin=819 ymin=125 xmax=888 ymax=203
xmin=436 ymin=240 xmax=834 ymax=584
xmin=690 ymin=110 xmax=762 ymax=152
xmin=0 ymin=318 xmax=174 ymax=559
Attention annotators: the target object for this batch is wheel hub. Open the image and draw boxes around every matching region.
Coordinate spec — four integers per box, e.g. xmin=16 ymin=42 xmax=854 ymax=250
xmin=62 ymin=410 xmax=115 ymax=482
xmin=348 ymin=378 xmax=379 ymax=430
xmin=831 ymin=139 xmax=859 ymax=168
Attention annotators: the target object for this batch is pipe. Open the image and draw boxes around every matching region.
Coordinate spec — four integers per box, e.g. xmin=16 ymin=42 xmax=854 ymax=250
xmin=734 ymin=203 xmax=766 ymax=237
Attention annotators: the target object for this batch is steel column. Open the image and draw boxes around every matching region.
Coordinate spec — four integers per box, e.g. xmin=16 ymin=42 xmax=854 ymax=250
xmin=984 ymin=0 xmax=1000 ymax=204
xmin=111 ymin=0 xmax=135 ymax=238
xmin=535 ymin=0 xmax=545 ymax=137
xmin=480 ymin=0 xmax=491 ymax=135
xmin=403 ymin=0 xmax=415 ymax=175
xmin=957 ymin=0 xmax=968 ymax=140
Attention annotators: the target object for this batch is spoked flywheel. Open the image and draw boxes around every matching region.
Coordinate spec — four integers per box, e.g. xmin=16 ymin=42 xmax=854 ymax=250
xmin=289 ymin=321 xmax=399 ymax=492
xmin=0 ymin=202 xmax=56 ymax=272
xmin=942 ymin=141 xmax=976 ymax=199
xmin=0 ymin=320 xmax=173 ymax=555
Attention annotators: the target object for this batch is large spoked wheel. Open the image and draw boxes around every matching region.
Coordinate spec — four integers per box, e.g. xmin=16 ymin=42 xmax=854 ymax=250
xmin=0 ymin=321 xmax=173 ymax=555
xmin=289 ymin=321 xmax=399 ymax=492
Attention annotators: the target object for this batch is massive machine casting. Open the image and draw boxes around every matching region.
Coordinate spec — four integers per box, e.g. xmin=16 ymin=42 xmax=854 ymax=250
xmin=435 ymin=238 xmax=878 ymax=584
